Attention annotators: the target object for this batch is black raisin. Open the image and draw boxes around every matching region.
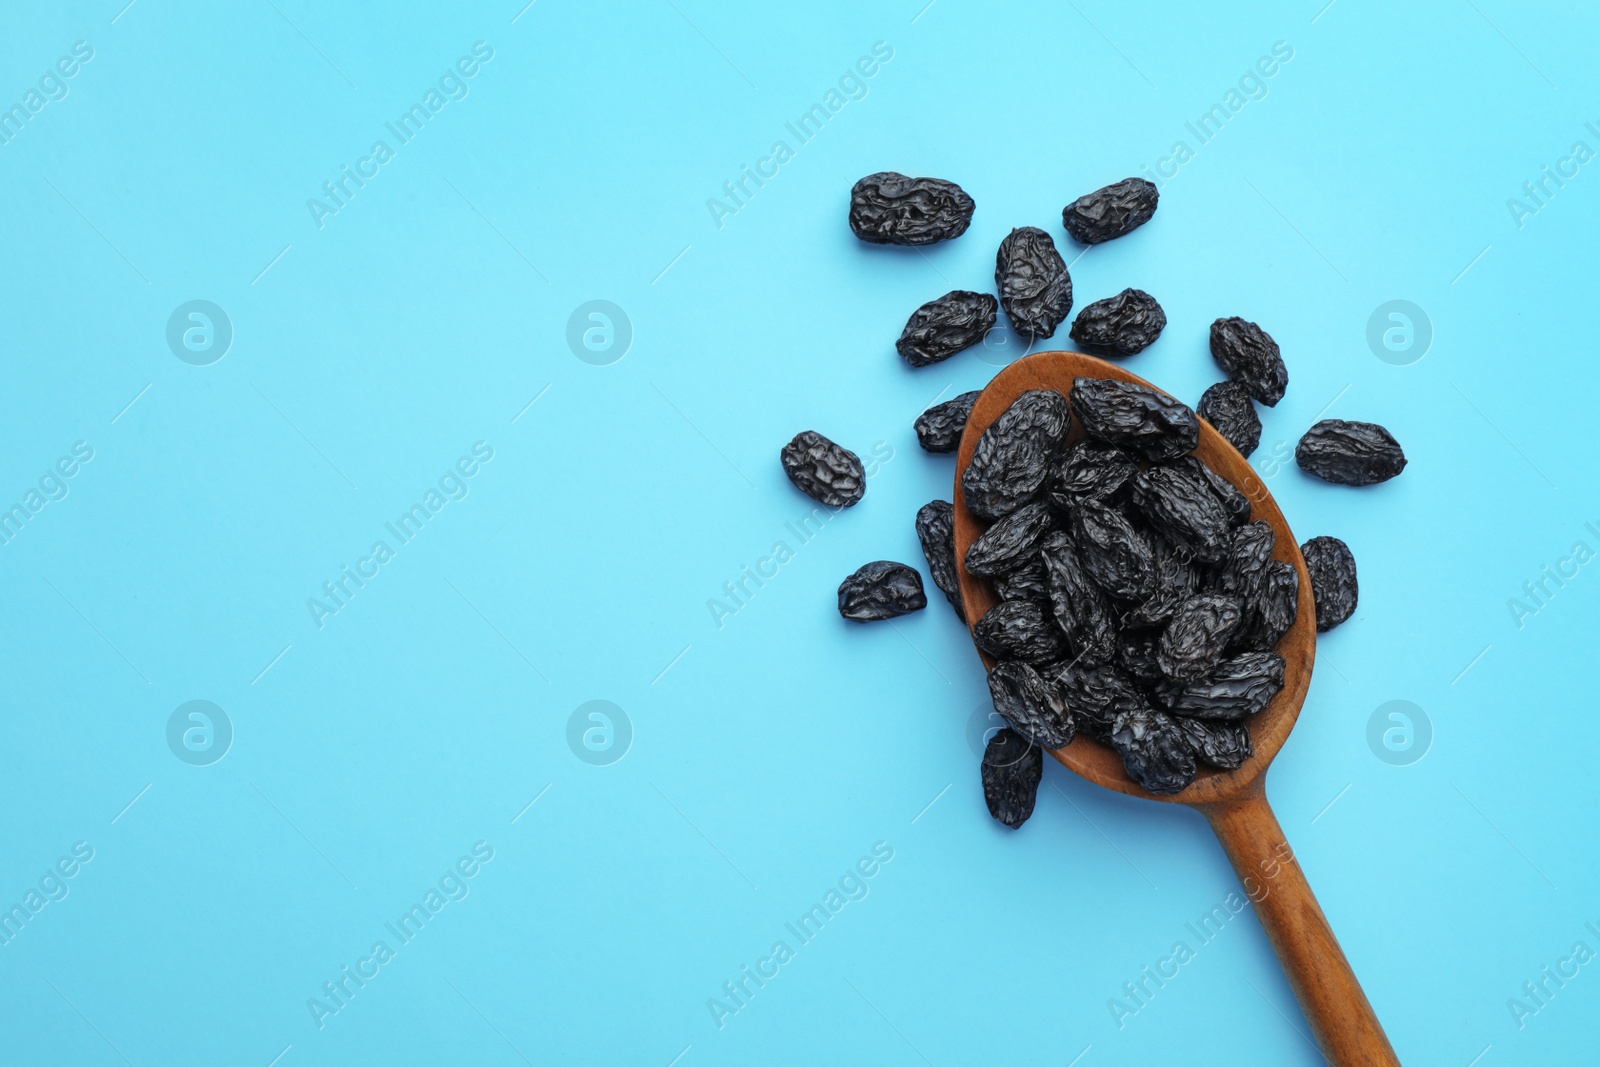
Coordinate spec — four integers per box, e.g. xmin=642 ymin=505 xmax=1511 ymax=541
xmin=964 ymin=502 xmax=1055 ymax=577
xmin=987 ymin=661 xmax=1075 ymax=749
xmin=1181 ymin=457 xmax=1251 ymax=527
xmin=1049 ymin=442 xmax=1138 ymax=506
xmin=1295 ymin=420 xmax=1407 ymax=486
xmin=1216 ymin=521 xmax=1275 ymax=606
xmin=982 ymin=727 xmax=1044 ymax=828
xmin=1068 ymin=502 xmax=1157 ymax=604
xmin=1166 ymin=651 xmax=1285 ymax=719
xmin=914 ymin=390 xmax=980 ymax=454
xmin=848 ymin=172 xmax=975 ymax=245
xmin=896 ymin=291 xmax=998 ymax=367
xmin=1042 ymin=540 xmax=1116 ymax=667
xmin=1068 ymin=289 xmax=1167 ymax=356
xmin=1158 ymin=594 xmax=1243 ymax=682
xmin=1070 ymin=377 xmax=1198 ymax=462
xmin=914 ymin=501 xmax=964 ymax=620
xmin=1062 ymin=178 xmax=1159 ymax=244
xmin=1197 ymin=380 xmax=1262 ymax=457
xmin=838 ymin=561 xmax=926 ymax=621
xmin=1110 ymin=706 xmax=1195 ymax=794
xmin=960 ymin=389 xmax=1071 ymax=521
xmin=1128 ymin=465 xmax=1234 ymax=563
xmin=1234 ymin=560 xmax=1298 ymax=650
xmin=1116 ymin=629 xmax=1165 ymax=688
xmin=995 ymin=226 xmax=1072 ymax=338
xmin=1209 ymin=317 xmax=1287 ymax=406
xmin=1175 ymin=717 xmax=1253 ymax=770
xmin=1301 ymin=536 xmax=1357 ymax=632
xmin=974 ymin=600 xmax=1068 ymax=664
xmin=994 ymin=556 xmax=1049 ymax=603
xmin=1054 ymin=663 xmax=1150 ymax=743
xmin=781 ymin=431 xmax=865 ymax=507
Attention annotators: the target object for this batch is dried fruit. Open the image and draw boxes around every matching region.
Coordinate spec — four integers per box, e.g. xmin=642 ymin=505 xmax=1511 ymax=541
xmin=1068 ymin=289 xmax=1167 ymax=356
xmin=838 ymin=561 xmax=927 ymax=621
xmin=1197 ymin=380 xmax=1262 ymax=457
xmin=1129 ymin=465 xmax=1233 ymax=562
xmin=987 ymin=660 xmax=1075 ymax=749
xmin=1158 ymin=594 xmax=1243 ymax=682
xmin=1209 ymin=317 xmax=1287 ymax=406
xmin=1295 ymin=420 xmax=1407 ymax=486
xmin=915 ymin=501 xmax=964 ymax=620
xmin=1069 ymin=502 xmax=1156 ymax=604
xmin=961 ymin=389 xmax=1071 ymax=520
xmin=1043 ymin=540 xmax=1116 ymax=667
xmin=1175 ymin=717 xmax=1253 ymax=771
xmin=1116 ymin=629 xmax=1165 ymax=688
xmin=849 ymin=172 xmax=975 ymax=245
xmin=1054 ymin=663 xmax=1150 ymax=742
xmin=1301 ymin=536 xmax=1357 ymax=632
xmin=1070 ymin=376 xmax=1198 ymax=462
xmin=781 ymin=431 xmax=865 ymax=507
xmin=1110 ymin=707 xmax=1195 ymax=794
xmin=964 ymin=502 xmax=1055 ymax=577
xmin=897 ymin=291 xmax=999 ymax=367
xmin=1216 ymin=521 xmax=1276 ymax=606
xmin=1235 ymin=560 xmax=1299 ymax=650
xmin=1049 ymin=442 xmax=1138 ymax=505
xmin=994 ymin=556 xmax=1048 ymax=603
xmin=914 ymin=390 xmax=980 ymax=454
xmin=1167 ymin=652 xmax=1285 ymax=720
xmin=1180 ymin=456 xmax=1252 ymax=527
xmin=1062 ymin=178 xmax=1159 ymax=244
xmin=982 ymin=728 xmax=1043 ymax=828
xmin=995 ymin=226 xmax=1072 ymax=338
xmin=974 ymin=599 xmax=1067 ymax=663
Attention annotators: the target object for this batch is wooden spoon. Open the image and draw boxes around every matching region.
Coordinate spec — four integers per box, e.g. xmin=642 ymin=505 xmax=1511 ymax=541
xmin=953 ymin=351 xmax=1398 ymax=1066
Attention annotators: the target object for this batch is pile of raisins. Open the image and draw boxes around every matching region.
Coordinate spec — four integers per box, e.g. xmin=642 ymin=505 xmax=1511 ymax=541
xmin=777 ymin=171 xmax=1407 ymax=828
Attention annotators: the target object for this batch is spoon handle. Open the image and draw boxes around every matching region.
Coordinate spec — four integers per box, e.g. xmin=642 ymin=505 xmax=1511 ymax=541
xmin=1201 ymin=788 xmax=1399 ymax=1066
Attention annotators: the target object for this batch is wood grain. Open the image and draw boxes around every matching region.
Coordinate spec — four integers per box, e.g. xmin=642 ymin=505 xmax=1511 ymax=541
xmin=952 ymin=351 xmax=1397 ymax=1065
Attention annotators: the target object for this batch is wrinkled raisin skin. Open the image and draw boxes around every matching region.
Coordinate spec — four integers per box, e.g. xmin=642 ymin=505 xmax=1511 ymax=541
xmin=849 ymin=172 xmax=975 ymax=245
xmin=897 ymin=291 xmax=998 ymax=367
xmin=1070 ymin=377 xmax=1197 ymax=462
xmin=915 ymin=501 xmax=964 ymax=620
xmin=1301 ymin=536 xmax=1358 ymax=631
xmin=1198 ymin=380 xmax=1262 ymax=458
xmin=781 ymin=431 xmax=864 ymax=507
xmin=1110 ymin=707 xmax=1195 ymax=794
xmin=1062 ymin=178 xmax=1159 ymax=244
xmin=982 ymin=728 xmax=1043 ymax=828
xmin=838 ymin=561 xmax=926 ymax=621
xmin=1210 ymin=317 xmax=1287 ymax=406
xmin=996 ymin=227 xmax=1072 ymax=339
xmin=914 ymin=390 xmax=981 ymax=454
xmin=961 ymin=389 xmax=1071 ymax=521
xmin=987 ymin=661 xmax=1075 ymax=749
xmin=1069 ymin=288 xmax=1166 ymax=356
xmin=1295 ymin=420 xmax=1407 ymax=486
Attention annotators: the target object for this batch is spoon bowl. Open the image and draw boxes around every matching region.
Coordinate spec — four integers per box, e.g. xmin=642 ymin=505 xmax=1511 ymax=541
xmin=953 ymin=351 xmax=1397 ymax=1066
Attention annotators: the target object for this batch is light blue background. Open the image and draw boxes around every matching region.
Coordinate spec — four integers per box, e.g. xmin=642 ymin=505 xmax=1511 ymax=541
xmin=1 ymin=1 xmax=1596 ymax=1064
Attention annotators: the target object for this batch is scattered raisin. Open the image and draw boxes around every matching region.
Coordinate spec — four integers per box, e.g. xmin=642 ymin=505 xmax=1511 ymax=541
xmin=781 ymin=431 xmax=865 ymax=507
xmin=1197 ymin=380 xmax=1262 ymax=457
xmin=897 ymin=290 xmax=998 ymax=367
xmin=1062 ymin=178 xmax=1159 ymax=244
xmin=1209 ymin=317 xmax=1287 ymax=406
xmin=838 ymin=561 xmax=927 ymax=621
xmin=914 ymin=501 xmax=964 ymax=621
xmin=914 ymin=390 xmax=980 ymax=454
xmin=1295 ymin=420 xmax=1407 ymax=486
xmin=996 ymin=227 xmax=1072 ymax=338
xmin=1301 ymin=536 xmax=1358 ymax=631
xmin=849 ymin=172 xmax=975 ymax=245
xmin=1069 ymin=288 xmax=1166 ymax=356
xmin=982 ymin=727 xmax=1043 ymax=828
